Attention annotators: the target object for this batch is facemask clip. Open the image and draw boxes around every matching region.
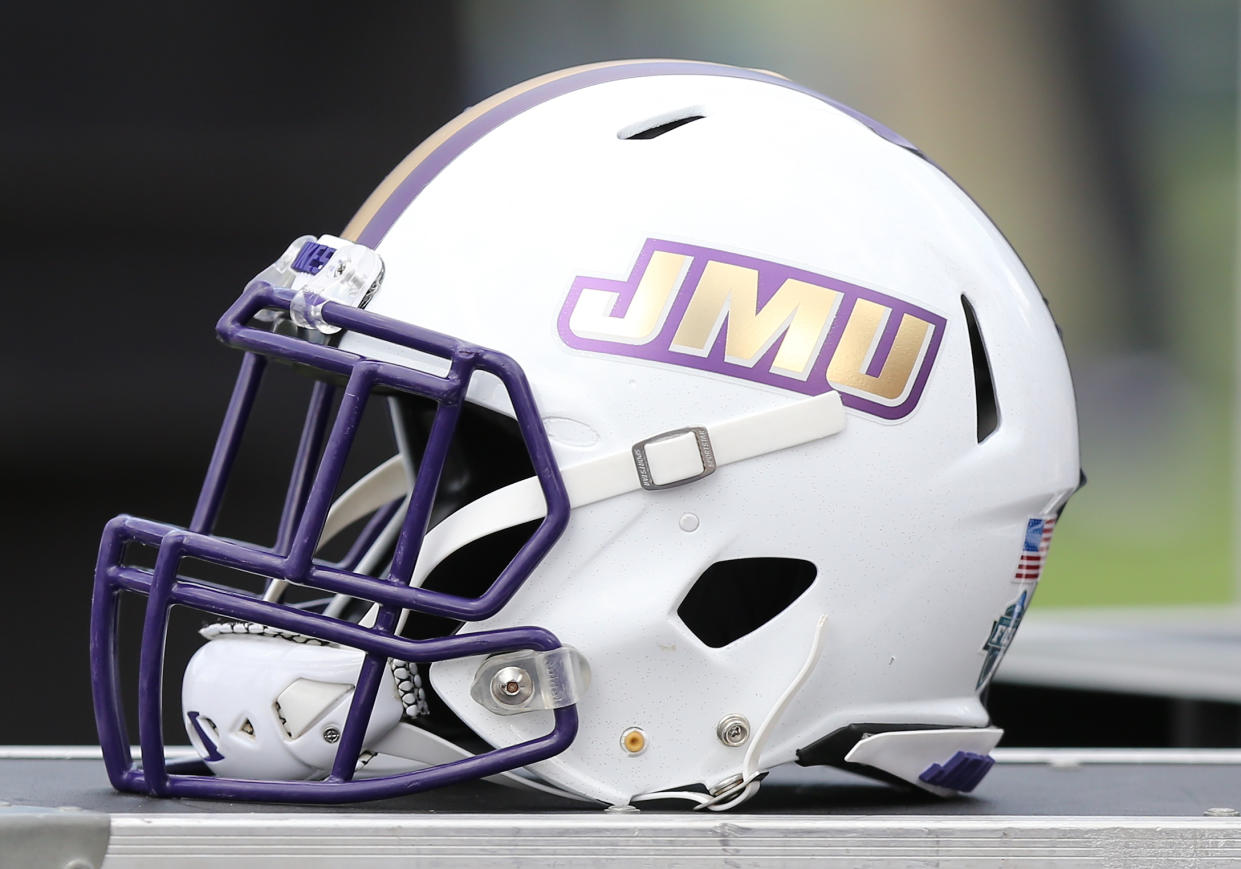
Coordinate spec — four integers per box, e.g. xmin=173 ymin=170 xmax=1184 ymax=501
xmin=470 ymin=646 xmax=591 ymax=716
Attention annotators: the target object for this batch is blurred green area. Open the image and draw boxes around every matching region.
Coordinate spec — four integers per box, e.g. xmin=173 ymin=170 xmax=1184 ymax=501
xmin=1042 ymin=2 xmax=1236 ymax=606
xmin=1045 ymin=406 xmax=1233 ymax=606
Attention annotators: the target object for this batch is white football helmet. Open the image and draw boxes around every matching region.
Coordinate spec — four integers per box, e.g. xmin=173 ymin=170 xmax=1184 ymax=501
xmin=92 ymin=60 xmax=1079 ymax=809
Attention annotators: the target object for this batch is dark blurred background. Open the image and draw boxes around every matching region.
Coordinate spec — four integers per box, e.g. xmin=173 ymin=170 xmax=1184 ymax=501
xmin=2 ymin=2 xmax=1237 ymax=747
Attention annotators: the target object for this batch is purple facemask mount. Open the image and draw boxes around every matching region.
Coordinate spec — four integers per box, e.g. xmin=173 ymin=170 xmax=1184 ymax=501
xmin=91 ymin=279 xmax=576 ymax=803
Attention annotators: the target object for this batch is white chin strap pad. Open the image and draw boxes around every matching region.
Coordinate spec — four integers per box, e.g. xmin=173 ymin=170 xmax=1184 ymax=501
xmin=181 ymin=632 xmax=404 ymax=781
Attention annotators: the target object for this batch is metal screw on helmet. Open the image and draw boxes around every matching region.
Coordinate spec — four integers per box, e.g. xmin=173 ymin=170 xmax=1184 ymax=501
xmin=716 ymin=714 xmax=750 ymax=747
xmin=321 ymin=726 xmax=341 ymax=744
xmin=490 ymin=666 xmax=534 ymax=706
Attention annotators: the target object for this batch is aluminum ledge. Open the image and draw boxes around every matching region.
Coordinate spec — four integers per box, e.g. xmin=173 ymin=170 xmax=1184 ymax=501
xmin=101 ymin=813 xmax=1241 ymax=868
xmin=5 ymin=749 xmax=1241 ymax=868
xmin=0 ymin=803 xmax=110 ymax=869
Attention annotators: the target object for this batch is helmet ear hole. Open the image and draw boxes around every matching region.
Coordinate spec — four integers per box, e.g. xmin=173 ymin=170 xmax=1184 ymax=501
xmin=961 ymin=295 xmax=999 ymax=443
xmin=677 ymin=558 xmax=816 ymax=648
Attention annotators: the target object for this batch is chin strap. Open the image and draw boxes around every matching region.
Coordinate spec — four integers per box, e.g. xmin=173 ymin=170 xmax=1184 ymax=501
xmin=632 ymin=613 xmax=830 ymax=812
xmin=404 ymin=392 xmax=845 ymax=594
xmin=265 ymin=392 xmax=845 ymax=607
xmin=278 ymin=391 xmax=844 ymax=630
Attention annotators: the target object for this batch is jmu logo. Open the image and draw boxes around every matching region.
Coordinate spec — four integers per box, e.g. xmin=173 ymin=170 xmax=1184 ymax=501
xmin=556 ymin=239 xmax=946 ymax=420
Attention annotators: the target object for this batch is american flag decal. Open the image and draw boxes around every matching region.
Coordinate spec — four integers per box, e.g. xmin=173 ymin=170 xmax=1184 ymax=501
xmin=1015 ymin=516 xmax=1056 ymax=582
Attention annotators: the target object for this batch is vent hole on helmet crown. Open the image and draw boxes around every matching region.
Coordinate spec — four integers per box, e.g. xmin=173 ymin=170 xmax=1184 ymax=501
xmin=619 ymin=110 xmax=705 ymax=140
xmin=961 ymin=295 xmax=999 ymax=443
xmin=677 ymin=558 xmax=816 ymax=648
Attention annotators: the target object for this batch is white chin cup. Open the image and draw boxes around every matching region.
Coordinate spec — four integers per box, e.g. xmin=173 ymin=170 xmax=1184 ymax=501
xmin=181 ymin=632 xmax=404 ymax=781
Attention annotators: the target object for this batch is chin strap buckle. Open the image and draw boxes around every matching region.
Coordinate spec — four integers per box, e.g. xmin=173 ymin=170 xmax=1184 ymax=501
xmin=631 ymin=426 xmax=716 ymax=490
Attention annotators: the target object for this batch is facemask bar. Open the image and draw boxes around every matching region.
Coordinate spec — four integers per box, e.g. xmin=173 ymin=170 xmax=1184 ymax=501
xmin=91 ymin=279 xmax=575 ymax=803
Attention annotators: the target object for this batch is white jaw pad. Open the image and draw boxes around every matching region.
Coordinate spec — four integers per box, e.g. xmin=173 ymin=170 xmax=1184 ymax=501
xmin=182 ymin=633 xmax=405 ymax=781
xmin=844 ymin=727 xmax=1004 ymax=797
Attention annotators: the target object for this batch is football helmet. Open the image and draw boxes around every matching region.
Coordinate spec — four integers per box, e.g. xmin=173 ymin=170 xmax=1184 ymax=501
xmin=91 ymin=60 xmax=1079 ymax=809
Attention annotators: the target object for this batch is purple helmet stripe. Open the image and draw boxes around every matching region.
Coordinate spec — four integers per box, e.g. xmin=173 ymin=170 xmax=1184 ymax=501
xmin=349 ymin=59 xmax=918 ymax=248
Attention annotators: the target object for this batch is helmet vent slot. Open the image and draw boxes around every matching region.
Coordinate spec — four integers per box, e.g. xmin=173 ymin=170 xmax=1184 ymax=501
xmin=677 ymin=558 xmax=816 ymax=648
xmin=961 ymin=295 xmax=999 ymax=442
xmin=619 ymin=111 xmax=705 ymax=140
